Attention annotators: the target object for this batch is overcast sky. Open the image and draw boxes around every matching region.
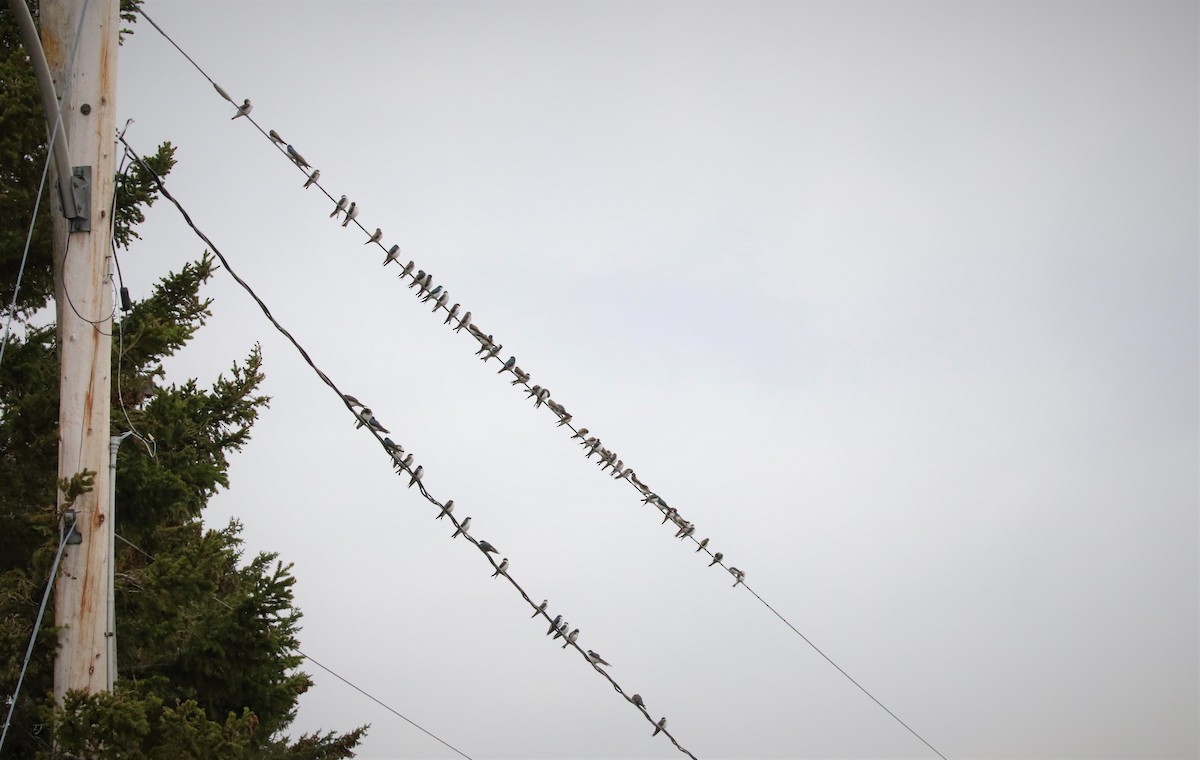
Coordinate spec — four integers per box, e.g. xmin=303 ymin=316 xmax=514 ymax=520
xmin=112 ymin=2 xmax=1197 ymax=758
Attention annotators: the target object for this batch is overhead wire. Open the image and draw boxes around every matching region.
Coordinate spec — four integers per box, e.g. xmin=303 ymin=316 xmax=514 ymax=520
xmin=114 ymin=535 xmax=472 ymax=760
xmin=130 ymin=10 xmax=951 ymax=759
xmin=0 ymin=520 xmax=77 ymax=754
xmin=117 ymin=136 xmax=701 ymax=760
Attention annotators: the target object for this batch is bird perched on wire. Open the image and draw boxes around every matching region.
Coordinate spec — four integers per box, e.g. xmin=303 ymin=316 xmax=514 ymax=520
xmin=383 ymin=245 xmax=402 ymax=267
xmin=695 ymin=538 xmax=709 ymax=552
xmin=531 ymin=600 xmax=547 ymax=618
xmin=477 ymin=540 xmax=498 ymax=554
xmin=330 ymin=195 xmax=348 ymax=219
xmin=408 ymin=465 xmax=424 ymax=489
xmin=653 ymin=718 xmax=667 ymax=737
xmin=729 ymin=567 xmax=746 ymax=587
xmin=586 ymin=650 xmax=611 ymax=667
xmin=407 ymin=270 xmax=426 ymax=290
xmin=365 ymin=228 xmax=383 ymax=245
xmin=268 ymin=128 xmax=286 ymax=145
xmin=709 ymin=552 xmax=723 ymax=567
xmin=535 ymin=387 xmax=551 ymax=408
xmin=561 ymin=629 xmax=578 ymax=648
xmin=436 ymin=500 xmax=454 ymax=520
xmin=432 ymin=290 xmax=449 ymax=313
xmin=454 ymin=312 xmax=472 ymax=333
xmin=303 ymin=169 xmax=320 ymax=188
xmin=547 ymin=615 xmax=562 ymax=636
xmin=451 ymin=516 xmax=471 ymax=538
xmin=421 ymin=285 xmax=443 ymax=304
xmin=231 ymin=98 xmax=252 ymax=119
xmin=553 ymin=620 xmax=569 ymax=640
xmin=286 ymin=145 xmax=310 ymax=170
xmin=631 ymin=694 xmax=646 ymax=709
xmin=498 ymin=356 xmax=517 ymax=375
xmin=444 ymin=303 xmax=461 ymax=326
xmin=492 ymin=558 xmax=508 ymax=578
xmin=341 ymin=202 xmax=358 ymax=227
xmin=342 ymin=393 xmax=363 ymax=408
xmin=676 ymin=523 xmax=695 ymax=540
xmin=355 ymin=408 xmax=389 ymax=433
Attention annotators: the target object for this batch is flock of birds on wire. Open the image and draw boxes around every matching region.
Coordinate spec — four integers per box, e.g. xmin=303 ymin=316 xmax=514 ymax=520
xmin=229 ymin=96 xmax=748 ymax=749
xmin=232 ymin=97 xmax=750 ymax=593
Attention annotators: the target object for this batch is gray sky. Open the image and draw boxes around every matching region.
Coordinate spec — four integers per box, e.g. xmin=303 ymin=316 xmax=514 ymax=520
xmin=114 ymin=2 xmax=1197 ymax=758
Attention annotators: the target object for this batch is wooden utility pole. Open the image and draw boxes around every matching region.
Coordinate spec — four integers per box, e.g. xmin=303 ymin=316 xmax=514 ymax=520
xmin=41 ymin=0 xmax=121 ymax=701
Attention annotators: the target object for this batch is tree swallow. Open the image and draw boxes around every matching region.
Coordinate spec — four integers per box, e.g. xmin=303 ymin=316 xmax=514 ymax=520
xmin=231 ymin=98 xmax=252 ymax=119
xmin=365 ymin=228 xmax=383 ymax=245
xmin=268 ymin=128 xmax=285 ymax=145
xmin=492 ymin=558 xmax=508 ymax=577
xmin=586 ymin=650 xmax=610 ymax=667
xmin=531 ymin=600 xmax=547 ymax=618
xmin=286 ymin=145 xmax=310 ymax=169
xmin=383 ymin=245 xmax=402 ymax=266
xmin=330 ymin=195 xmax=348 ymax=218
xmin=709 ymin=552 xmax=723 ymax=567
xmin=341 ymin=202 xmax=358 ymax=227
xmin=452 ymin=516 xmax=471 ymax=538
xmin=436 ymin=500 xmax=454 ymax=520
xmin=653 ymin=718 xmax=667 ymax=736
xmin=454 ymin=312 xmax=472 ymax=333
xmin=408 ymin=465 xmax=423 ymax=488
xmin=444 ymin=303 xmax=461 ymax=325
xmin=561 ymin=629 xmax=578 ymax=648
xmin=303 ymin=169 xmax=320 ymax=188
xmin=547 ymin=615 xmax=562 ymax=636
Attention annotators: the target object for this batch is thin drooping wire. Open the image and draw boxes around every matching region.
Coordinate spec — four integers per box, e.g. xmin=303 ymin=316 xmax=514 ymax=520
xmin=114 ymin=535 xmax=473 ymax=760
xmin=0 ymin=0 xmax=93 ymax=371
xmin=117 ymin=137 xmax=700 ymax=759
xmin=0 ymin=521 xmax=77 ymax=754
xmin=131 ymin=16 xmax=947 ymax=759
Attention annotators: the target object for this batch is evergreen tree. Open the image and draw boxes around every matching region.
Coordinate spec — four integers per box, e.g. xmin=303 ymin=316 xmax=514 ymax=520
xmin=0 ymin=3 xmax=365 ymax=756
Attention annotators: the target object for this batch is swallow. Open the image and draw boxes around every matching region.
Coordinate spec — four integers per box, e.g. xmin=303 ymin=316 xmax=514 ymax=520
xmin=532 ymin=600 xmax=547 ymax=618
xmin=709 ymin=552 xmax=723 ymax=567
xmin=475 ymin=336 xmax=495 ymax=355
xmin=631 ymin=694 xmax=645 ymax=709
xmin=400 ymin=260 xmax=415 ymax=278
xmin=341 ymin=202 xmax=358 ymax=227
xmin=383 ymin=245 xmax=402 ymax=266
xmin=661 ymin=508 xmax=678 ymax=525
xmin=571 ymin=428 xmax=589 ymax=441
xmin=553 ymin=621 xmax=569 ymax=640
xmin=231 ymin=98 xmax=252 ymax=119
xmin=365 ymin=228 xmax=383 ymax=245
xmin=400 ymin=453 xmax=414 ymax=471
xmin=454 ymin=312 xmax=472 ymax=333
xmin=408 ymin=465 xmax=423 ymax=488
xmin=586 ymin=650 xmax=610 ymax=667
xmin=480 ymin=343 xmax=502 ymax=361
xmin=355 ymin=408 xmax=389 ymax=433
xmin=524 ymin=384 xmax=542 ymax=398
xmin=561 ymin=629 xmax=578 ymax=648
xmin=433 ymin=291 xmax=449 ymax=312
xmin=478 ymin=540 xmax=498 ymax=554
xmin=492 ymin=558 xmax=508 ymax=577
xmin=303 ymin=169 xmax=320 ymax=188
xmin=330 ymin=195 xmax=348 ymax=218
xmin=417 ymin=273 xmax=433 ymax=296
xmin=421 ymin=285 xmax=443 ymax=303
xmin=730 ymin=567 xmax=746 ymax=587
xmin=286 ymin=145 xmax=310 ymax=169
xmin=498 ymin=356 xmax=516 ymax=375
xmin=695 ymin=538 xmax=709 ymax=552
xmin=444 ymin=303 xmax=461 ymax=325
xmin=452 ymin=516 xmax=471 ymax=538
xmin=511 ymin=367 xmax=530 ymax=386
xmin=382 ymin=437 xmax=400 ymax=453
xmin=653 ymin=718 xmax=667 ymax=736
xmin=268 ymin=128 xmax=285 ymax=145
xmin=676 ymin=523 xmax=695 ymax=540
xmin=547 ymin=615 xmax=562 ymax=636
xmin=407 ymin=270 xmax=426 ymax=289
xmin=535 ymin=387 xmax=550 ymax=408
xmin=436 ymin=500 xmax=454 ymax=520
xmin=342 ymin=393 xmax=363 ymax=408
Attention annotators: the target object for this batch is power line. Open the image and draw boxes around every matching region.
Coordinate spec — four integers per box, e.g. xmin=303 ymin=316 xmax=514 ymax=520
xmin=117 ymin=137 xmax=701 ymax=760
xmin=129 ymin=11 xmax=950 ymax=758
xmin=0 ymin=520 xmax=77 ymax=754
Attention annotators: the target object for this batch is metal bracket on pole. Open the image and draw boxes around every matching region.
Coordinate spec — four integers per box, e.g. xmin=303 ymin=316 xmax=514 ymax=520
xmin=62 ymin=508 xmax=82 ymax=545
xmin=69 ymin=166 xmax=91 ymax=232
